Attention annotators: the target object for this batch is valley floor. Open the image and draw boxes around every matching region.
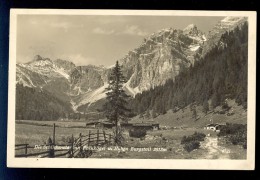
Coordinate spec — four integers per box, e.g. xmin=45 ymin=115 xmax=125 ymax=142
xmin=15 ymin=123 xmax=246 ymax=159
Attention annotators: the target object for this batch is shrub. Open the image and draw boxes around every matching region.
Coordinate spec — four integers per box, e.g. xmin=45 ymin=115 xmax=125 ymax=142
xmin=228 ymin=130 xmax=247 ymax=147
xmin=129 ymin=128 xmax=147 ymax=138
xmin=218 ymin=123 xmax=247 ymax=148
xmin=218 ymin=123 xmax=246 ymax=137
xmin=183 ymin=141 xmax=200 ymax=152
xmin=181 ymin=132 xmax=206 ymax=144
xmin=181 ymin=132 xmax=206 ymax=152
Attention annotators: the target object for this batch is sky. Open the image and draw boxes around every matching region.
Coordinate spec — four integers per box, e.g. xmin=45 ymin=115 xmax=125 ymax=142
xmin=17 ymin=15 xmax=224 ymax=67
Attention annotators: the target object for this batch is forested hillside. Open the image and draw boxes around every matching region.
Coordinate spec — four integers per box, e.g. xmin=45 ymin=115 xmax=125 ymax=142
xmin=16 ymin=84 xmax=73 ymax=120
xmin=129 ymin=22 xmax=248 ymax=116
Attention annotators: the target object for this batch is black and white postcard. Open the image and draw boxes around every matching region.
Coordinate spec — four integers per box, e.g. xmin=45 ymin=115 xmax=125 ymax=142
xmin=7 ymin=9 xmax=256 ymax=169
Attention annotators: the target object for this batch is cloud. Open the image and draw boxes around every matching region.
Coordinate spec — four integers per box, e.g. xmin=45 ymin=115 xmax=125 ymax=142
xmin=59 ymin=54 xmax=96 ymax=66
xmin=92 ymin=27 xmax=115 ymax=35
xmin=120 ymin=25 xmax=148 ymax=36
xmin=92 ymin=25 xmax=148 ymax=36
xmin=28 ymin=18 xmax=74 ymax=31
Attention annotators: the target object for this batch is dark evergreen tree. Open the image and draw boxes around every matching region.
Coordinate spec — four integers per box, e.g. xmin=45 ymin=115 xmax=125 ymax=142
xmin=139 ymin=112 xmax=145 ymax=119
xmin=151 ymin=110 xmax=157 ymax=119
xmin=202 ymin=100 xmax=209 ymax=115
xmin=103 ymin=61 xmax=131 ymax=144
xmin=145 ymin=110 xmax=151 ymax=119
xmin=192 ymin=108 xmax=197 ymax=120
xmin=211 ymin=91 xmax=221 ymax=108
xmin=190 ymin=103 xmax=197 ymax=120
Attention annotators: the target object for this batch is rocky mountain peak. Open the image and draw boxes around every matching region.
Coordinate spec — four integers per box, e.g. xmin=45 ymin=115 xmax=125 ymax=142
xmin=220 ymin=16 xmax=247 ymax=26
xmin=117 ymin=25 xmax=206 ymax=96
xmin=32 ymin=55 xmax=51 ymax=62
xmin=201 ymin=16 xmax=247 ymax=57
xmin=183 ymin=24 xmax=197 ymax=31
xmin=33 ymin=55 xmax=43 ymax=61
xmin=183 ymin=24 xmax=205 ymax=38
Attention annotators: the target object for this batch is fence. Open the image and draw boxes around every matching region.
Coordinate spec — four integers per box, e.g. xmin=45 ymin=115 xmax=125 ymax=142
xmin=15 ymin=124 xmax=112 ymax=158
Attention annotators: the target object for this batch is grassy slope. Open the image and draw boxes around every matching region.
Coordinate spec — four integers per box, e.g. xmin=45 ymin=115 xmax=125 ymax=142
xmin=15 ymin=124 xmax=92 ymax=145
xmin=130 ymin=100 xmax=247 ymax=128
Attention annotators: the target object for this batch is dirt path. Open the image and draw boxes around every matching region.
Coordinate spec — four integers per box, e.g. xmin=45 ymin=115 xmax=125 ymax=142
xmin=200 ymin=137 xmax=231 ymax=159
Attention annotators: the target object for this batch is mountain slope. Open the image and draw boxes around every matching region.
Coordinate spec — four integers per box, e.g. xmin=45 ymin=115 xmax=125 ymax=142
xmin=15 ymin=17 xmax=248 ymax=119
xmin=129 ymin=22 xmax=248 ymax=116
xmin=119 ymin=25 xmax=205 ymax=94
xmin=16 ymin=84 xmax=73 ymax=120
xmin=201 ymin=16 xmax=247 ymax=57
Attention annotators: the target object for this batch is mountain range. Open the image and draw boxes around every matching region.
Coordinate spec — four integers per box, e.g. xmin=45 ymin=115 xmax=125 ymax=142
xmin=16 ymin=16 xmax=247 ymax=119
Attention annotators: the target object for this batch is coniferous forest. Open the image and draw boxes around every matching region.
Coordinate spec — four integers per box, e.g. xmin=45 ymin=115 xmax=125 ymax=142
xmin=16 ymin=84 xmax=73 ymax=120
xmin=129 ymin=22 xmax=248 ymax=116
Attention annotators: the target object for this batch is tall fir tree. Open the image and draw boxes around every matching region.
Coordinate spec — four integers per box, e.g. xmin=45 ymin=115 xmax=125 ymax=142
xmin=103 ymin=61 xmax=131 ymax=144
xmin=202 ymin=100 xmax=209 ymax=115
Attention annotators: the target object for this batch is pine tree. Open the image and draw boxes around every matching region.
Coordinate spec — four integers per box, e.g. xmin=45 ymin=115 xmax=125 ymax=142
xmin=202 ymin=100 xmax=209 ymax=115
xmin=103 ymin=61 xmax=131 ymax=145
xmin=190 ymin=103 xmax=197 ymax=120
xmin=211 ymin=91 xmax=221 ymax=108
xmin=152 ymin=110 xmax=157 ymax=119
xmin=145 ymin=110 xmax=151 ymax=119
xmin=192 ymin=108 xmax=197 ymax=121
xmin=139 ymin=112 xmax=144 ymax=119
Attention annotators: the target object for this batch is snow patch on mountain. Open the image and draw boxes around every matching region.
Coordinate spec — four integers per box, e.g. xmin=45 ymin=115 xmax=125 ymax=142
xmin=123 ymin=74 xmax=141 ymax=96
xmin=202 ymin=35 xmax=207 ymax=41
xmin=77 ymin=83 xmax=109 ymax=107
xmin=16 ymin=66 xmax=35 ymax=87
xmin=30 ymin=59 xmax=52 ymax=67
xmin=160 ymin=61 xmax=171 ymax=74
xmin=189 ymin=45 xmax=200 ymax=51
xmin=221 ymin=17 xmax=245 ymax=24
xmin=18 ymin=58 xmax=71 ymax=81
xmin=183 ymin=24 xmax=196 ymax=32
xmin=53 ymin=66 xmax=70 ymax=80
xmin=70 ymin=99 xmax=78 ymax=112
xmin=107 ymin=64 xmax=115 ymax=69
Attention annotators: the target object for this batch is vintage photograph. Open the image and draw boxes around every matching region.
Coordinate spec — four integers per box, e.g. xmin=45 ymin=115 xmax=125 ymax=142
xmin=7 ymin=10 xmax=256 ymax=169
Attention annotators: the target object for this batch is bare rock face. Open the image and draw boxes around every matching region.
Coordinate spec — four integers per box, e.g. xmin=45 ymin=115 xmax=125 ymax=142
xmin=33 ymin=55 xmax=43 ymax=61
xmin=70 ymin=65 xmax=108 ymax=95
xmin=119 ymin=26 xmax=205 ymax=94
xmin=53 ymin=59 xmax=76 ymax=73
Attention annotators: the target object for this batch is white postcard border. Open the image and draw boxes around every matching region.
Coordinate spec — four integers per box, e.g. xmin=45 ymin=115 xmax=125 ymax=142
xmin=7 ymin=9 xmax=256 ymax=169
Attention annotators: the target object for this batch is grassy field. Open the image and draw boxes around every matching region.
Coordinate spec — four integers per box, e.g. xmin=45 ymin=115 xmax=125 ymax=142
xmin=15 ymin=123 xmax=110 ymax=156
xmin=16 ymin=120 xmax=88 ymax=128
xmin=15 ymin=123 xmax=246 ymax=159
xmin=15 ymin=123 xmax=104 ymax=145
